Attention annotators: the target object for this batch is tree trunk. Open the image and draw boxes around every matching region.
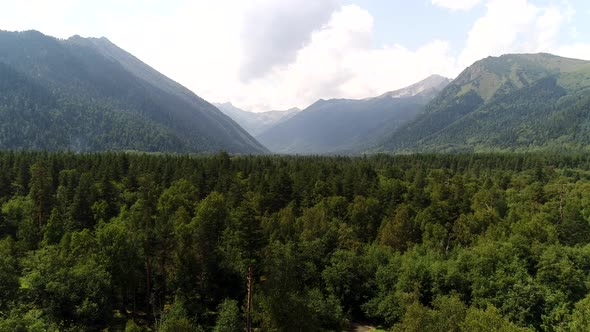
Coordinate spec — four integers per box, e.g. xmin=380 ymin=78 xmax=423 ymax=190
xmin=246 ymin=265 xmax=253 ymax=332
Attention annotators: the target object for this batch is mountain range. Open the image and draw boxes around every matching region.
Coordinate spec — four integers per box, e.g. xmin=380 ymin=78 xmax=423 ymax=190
xmin=214 ymin=102 xmax=300 ymax=136
xmin=0 ymin=30 xmax=267 ymax=154
xmin=226 ymin=53 xmax=590 ymax=155
xmin=3 ymin=30 xmax=590 ymax=156
xmin=255 ymin=75 xmax=450 ymax=154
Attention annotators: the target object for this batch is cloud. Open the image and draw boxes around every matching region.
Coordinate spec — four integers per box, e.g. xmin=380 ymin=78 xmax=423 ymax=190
xmin=556 ymin=43 xmax=590 ymax=60
xmin=232 ymin=0 xmax=578 ymax=111
xmin=432 ymin=0 xmax=482 ymax=11
xmin=97 ymin=1 xmax=246 ymax=108
xmin=143 ymin=0 xmax=577 ymax=112
xmin=120 ymin=3 xmax=457 ymax=113
xmin=459 ymin=0 xmax=566 ymax=67
xmin=0 ymin=0 xmax=76 ymax=37
xmin=229 ymin=5 xmax=459 ymax=111
xmin=238 ymin=0 xmax=341 ymax=82
xmin=0 ymin=0 xmax=167 ymax=38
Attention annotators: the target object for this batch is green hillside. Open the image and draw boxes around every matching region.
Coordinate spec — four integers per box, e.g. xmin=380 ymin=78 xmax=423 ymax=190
xmin=0 ymin=30 xmax=267 ymax=154
xmin=378 ymin=53 xmax=590 ymax=153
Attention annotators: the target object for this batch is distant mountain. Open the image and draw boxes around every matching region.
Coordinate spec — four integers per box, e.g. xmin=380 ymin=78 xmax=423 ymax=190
xmin=374 ymin=74 xmax=451 ymax=99
xmin=378 ymin=53 xmax=590 ymax=153
xmin=257 ymin=75 xmax=450 ymax=154
xmin=0 ymin=30 xmax=267 ymax=154
xmin=214 ymin=102 xmax=300 ymax=136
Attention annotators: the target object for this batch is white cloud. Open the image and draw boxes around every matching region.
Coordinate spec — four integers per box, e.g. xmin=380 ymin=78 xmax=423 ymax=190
xmin=0 ymin=0 xmax=76 ymax=37
xmin=556 ymin=43 xmax=590 ymax=60
xmin=459 ymin=0 xmax=566 ymax=67
xmin=107 ymin=3 xmax=458 ymax=113
xmin=226 ymin=5 xmax=459 ymax=111
xmin=432 ymin=0 xmax=482 ymax=11
xmin=239 ymin=0 xmax=340 ymax=82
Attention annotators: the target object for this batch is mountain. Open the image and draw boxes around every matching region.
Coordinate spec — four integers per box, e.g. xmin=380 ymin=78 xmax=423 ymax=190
xmin=214 ymin=102 xmax=300 ymax=136
xmin=378 ymin=53 xmax=590 ymax=153
xmin=374 ymin=74 xmax=451 ymax=99
xmin=257 ymin=75 xmax=450 ymax=154
xmin=0 ymin=30 xmax=267 ymax=154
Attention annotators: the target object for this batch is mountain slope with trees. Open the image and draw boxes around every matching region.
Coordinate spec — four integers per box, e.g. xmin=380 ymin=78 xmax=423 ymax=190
xmin=378 ymin=53 xmax=590 ymax=153
xmin=257 ymin=75 xmax=450 ymax=154
xmin=0 ymin=30 xmax=267 ymax=154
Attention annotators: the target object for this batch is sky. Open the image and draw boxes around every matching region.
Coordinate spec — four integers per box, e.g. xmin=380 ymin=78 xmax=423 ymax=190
xmin=1 ymin=0 xmax=589 ymax=112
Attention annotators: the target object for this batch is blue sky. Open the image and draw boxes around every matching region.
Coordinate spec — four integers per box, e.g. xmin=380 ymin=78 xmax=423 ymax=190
xmin=347 ymin=0 xmax=589 ymax=55
xmin=1 ymin=0 xmax=589 ymax=112
xmin=346 ymin=0 xmax=487 ymax=50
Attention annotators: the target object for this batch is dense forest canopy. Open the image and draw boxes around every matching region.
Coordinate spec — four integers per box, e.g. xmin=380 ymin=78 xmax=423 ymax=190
xmin=1 ymin=152 xmax=590 ymax=331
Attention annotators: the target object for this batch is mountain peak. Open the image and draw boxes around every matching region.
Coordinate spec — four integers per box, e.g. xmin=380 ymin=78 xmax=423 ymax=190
xmin=215 ymin=102 xmax=301 ymax=136
xmin=217 ymin=101 xmax=235 ymax=108
xmin=379 ymin=52 xmax=590 ymax=153
xmin=64 ymin=35 xmax=116 ymax=52
xmin=377 ymin=74 xmax=451 ymax=99
xmin=454 ymin=52 xmax=590 ymax=101
xmin=0 ymin=29 xmax=267 ymax=154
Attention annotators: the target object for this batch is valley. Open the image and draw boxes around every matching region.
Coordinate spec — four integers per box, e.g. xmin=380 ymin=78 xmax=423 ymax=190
xmin=1 ymin=17 xmax=590 ymax=331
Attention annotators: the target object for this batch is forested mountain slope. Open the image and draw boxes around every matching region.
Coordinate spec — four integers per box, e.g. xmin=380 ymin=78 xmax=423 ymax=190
xmin=257 ymin=75 xmax=450 ymax=154
xmin=378 ymin=53 xmax=590 ymax=153
xmin=0 ymin=30 xmax=267 ymax=154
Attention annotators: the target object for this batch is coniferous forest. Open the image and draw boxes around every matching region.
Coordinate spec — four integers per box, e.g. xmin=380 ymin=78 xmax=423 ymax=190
xmin=1 ymin=152 xmax=590 ymax=331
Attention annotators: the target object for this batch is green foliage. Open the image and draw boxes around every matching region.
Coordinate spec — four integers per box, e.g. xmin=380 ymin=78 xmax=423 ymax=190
xmin=0 ymin=152 xmax=589 ymax=330
xmin=124 ymin=319 xmax=143 ymax=332
xmin=213 ymin=299 xmax=242 ymax=332
xmin=379 ymin=204 xmax=419 ymax=251
xmin=0 ymin=237 xmax=19 ymax=311
xmin=460 ymin=305 xmax=534 ymax=332
xmin=558 ymin=294 xmax=590 ymax=331
xmin=20 ymin=230 xmax=112 ymax=327
xmin=392 ymin=295 xmax=466 ymax=332
xmin=0 ymin=308 xmax=59 ymax=332
xmin=2 ymin=195 xmax=35 ymax=249
xmin=157 ymin=299 xmax=195 ymax=332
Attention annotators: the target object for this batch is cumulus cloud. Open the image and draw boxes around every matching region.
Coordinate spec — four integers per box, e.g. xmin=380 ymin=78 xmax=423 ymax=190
xmin=459 ymin=0 xmax=566 ymax=67
xmin=238 ymin=0 xmax=341 ymax=82
xmin=231 ymin=0 xmax=580 ymax=111
xmin=228 ymin=5 xmax=459 ymax=111
xmin=432 ymin=0 xmax=482 ymax=11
